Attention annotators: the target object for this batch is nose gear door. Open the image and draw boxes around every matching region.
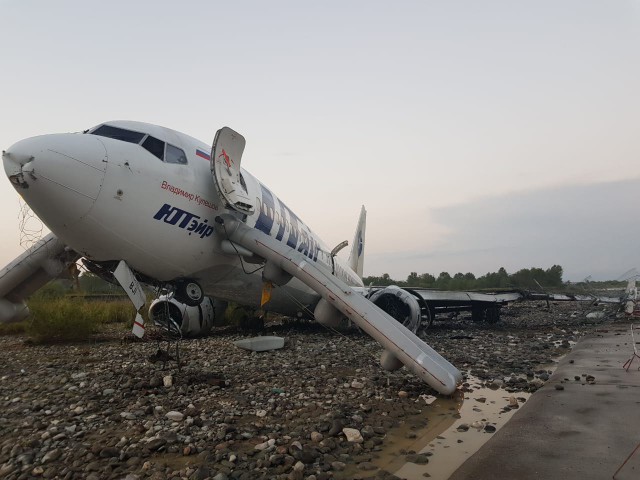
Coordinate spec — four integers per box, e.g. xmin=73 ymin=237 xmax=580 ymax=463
xmin=210 ymin=127 xmax=254 ymax=215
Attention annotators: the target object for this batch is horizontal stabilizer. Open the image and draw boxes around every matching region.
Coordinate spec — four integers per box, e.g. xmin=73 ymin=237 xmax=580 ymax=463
xmin=215 ymin=214 xmax=462 ymax=395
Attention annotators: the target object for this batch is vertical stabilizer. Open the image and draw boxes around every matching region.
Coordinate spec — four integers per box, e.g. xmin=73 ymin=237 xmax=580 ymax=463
xmin=348 ymin=206 xmax=366 ymax=278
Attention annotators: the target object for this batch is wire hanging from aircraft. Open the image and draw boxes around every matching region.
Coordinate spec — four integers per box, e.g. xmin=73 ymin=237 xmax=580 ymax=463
xmin=17 ymin=198 xmax=43 ymax=250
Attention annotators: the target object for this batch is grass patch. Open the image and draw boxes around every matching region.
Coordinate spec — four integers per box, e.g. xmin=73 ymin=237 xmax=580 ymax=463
xmin=25 ymin=298 xmax=135 ymax=343
xmin=0 ymin=321 xmax=28 ymax=335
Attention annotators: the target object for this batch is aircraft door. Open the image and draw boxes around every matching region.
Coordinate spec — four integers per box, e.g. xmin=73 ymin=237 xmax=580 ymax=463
xmin=211 ymin=127 xmax=254 ymax=215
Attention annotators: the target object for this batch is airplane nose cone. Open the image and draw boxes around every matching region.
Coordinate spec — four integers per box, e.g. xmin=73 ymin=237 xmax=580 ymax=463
xmin=3 ymin=133 xmax=108 ymax=230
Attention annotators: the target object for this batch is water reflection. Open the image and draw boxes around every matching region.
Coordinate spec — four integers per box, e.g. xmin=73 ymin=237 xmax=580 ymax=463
xmin=356 ymin=378 xmax=531 ymax=480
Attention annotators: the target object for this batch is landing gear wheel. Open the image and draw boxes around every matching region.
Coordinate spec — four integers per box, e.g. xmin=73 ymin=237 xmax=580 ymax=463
xmin=175 ymin=280 xmax=203 ymax=307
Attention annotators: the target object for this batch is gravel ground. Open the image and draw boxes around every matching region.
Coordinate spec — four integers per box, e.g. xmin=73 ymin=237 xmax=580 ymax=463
xmin=0 ymin=301 xmax=623 ymax=480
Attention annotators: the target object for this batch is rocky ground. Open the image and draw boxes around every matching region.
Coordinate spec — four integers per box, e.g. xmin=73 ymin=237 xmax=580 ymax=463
xmin=0 ymin=300 xmax=624 ymax=480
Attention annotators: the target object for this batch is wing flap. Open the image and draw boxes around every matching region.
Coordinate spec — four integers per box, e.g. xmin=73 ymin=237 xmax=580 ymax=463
xmin=215 ymin=214 xmax=462 ymax=395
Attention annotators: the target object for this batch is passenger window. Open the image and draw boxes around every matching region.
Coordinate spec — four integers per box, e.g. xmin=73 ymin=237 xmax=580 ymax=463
xmin=165 ymin=144 xmax=188 ymax=164
xmin=91 ymin=125 xmax=145 ymax=144
xmin=142 ymin=136 xmax=165 ymax=160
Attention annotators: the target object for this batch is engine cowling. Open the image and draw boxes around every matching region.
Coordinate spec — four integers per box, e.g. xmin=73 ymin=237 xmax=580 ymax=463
xmin=313 ymin=298 xmax=343 ymax=328
xmin=0 ymin=299 xmax=30 ymax=324
xmin=148 ymin=296 xmax=221 ymax=337
xmin=368 ymin=285 xmax=422 ymax=333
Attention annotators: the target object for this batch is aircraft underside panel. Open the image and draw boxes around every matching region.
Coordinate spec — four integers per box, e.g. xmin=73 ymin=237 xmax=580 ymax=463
xmin=215 ymin=214 xmax=462 ymax=395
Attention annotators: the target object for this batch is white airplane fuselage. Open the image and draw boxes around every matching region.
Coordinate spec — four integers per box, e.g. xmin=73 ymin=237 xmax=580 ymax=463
xmin=2 ymin=121 xmax=467 ymax=395
xmin=3 ymin=121 xmax=363 ymax=316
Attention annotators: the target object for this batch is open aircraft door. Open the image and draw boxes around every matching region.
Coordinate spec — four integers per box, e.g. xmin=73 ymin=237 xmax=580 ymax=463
xmin=211 ymin=127 xmax=254 ymax=215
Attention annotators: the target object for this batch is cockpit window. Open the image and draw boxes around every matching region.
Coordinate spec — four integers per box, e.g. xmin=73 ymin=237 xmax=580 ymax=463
xmin=165 ymin=143 xmax=188 ymax=164
xmin=142 ymin=135 xmax=165 ymax=160
xmin=91 ymin=125 xmax=145 ymax=144
xmin=89 ymin=124 xmax=189 ymax=165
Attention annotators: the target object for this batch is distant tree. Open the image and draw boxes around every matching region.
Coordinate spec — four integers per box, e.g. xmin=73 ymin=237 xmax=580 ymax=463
xmin=363 ymin=265 xmax=563 ymax=291
xmin=406 ymin=272 xmax=420 ymax=287
xmin=546 ymin=265 xmax=564 ymax=287
xmin=435 ymin=272 xmax=452 ymax=289
xmin=362 ymin=273 xmax=397 ymax=286
xmin=449 ymin=272 xmax=466 ymax=290
xmin=419 ymin=273 xmax=436 ymax=287
xmin=497 ymin=267 xmax=510 ymax=288
xmin=475 ymin=267 xmax=510 ymax=289
xmin=510 ymin=268 xmax=535 ymax=288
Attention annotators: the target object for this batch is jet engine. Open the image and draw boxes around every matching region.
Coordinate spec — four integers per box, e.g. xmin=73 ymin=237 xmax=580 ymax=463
xmin=368 ymin=285 xmax=423 ymax=334
xmin=0 ymin=299 xmax=29 ymax=324
xmin=313 ymin=298 xmax=343 ymax=328
xmin=367 ymin=286 xmax=425 ymax=372
xmin=148 ymin=296 xmax=221 ymax=337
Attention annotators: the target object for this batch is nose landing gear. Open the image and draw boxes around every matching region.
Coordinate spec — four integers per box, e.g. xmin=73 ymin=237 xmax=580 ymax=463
xmin=174 ymin=279 xmax=204 ymax=306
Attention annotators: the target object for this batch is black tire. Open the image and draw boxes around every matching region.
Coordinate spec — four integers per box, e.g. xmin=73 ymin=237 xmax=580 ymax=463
xmin=175 ymin=280 xmax=204 ymax=307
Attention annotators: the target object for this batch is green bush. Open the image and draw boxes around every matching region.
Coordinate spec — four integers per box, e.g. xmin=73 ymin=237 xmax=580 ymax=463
xmin=25 ymin=298 xmax=134 ymax=343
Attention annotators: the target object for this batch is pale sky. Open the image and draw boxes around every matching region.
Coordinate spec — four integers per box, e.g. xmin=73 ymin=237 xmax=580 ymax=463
xmin=1 ymin=0 xmax=639 ymax=281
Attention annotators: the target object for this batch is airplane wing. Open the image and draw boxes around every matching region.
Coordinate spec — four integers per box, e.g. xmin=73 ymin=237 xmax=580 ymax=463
xmin=410 ymin=289 xmax=522 ymax=304
xmin=214 ymin=213 xmax=462 ymax=395
xmin=0 ymin=233 xmax=79 ymax=323
xmin=527 ymin=292 xmax=621 ymax=304
xmin=405 ymin=288 xmax=623 ymax=325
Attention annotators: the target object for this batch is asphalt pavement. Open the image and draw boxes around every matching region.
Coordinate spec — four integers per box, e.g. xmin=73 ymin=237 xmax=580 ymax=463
xmin=449 ymin=322 xmax=640 ymax=480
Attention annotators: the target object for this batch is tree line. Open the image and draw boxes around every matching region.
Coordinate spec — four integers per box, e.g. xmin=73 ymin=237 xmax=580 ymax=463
xmin=362 ymin=265 xmax=565 ymax=291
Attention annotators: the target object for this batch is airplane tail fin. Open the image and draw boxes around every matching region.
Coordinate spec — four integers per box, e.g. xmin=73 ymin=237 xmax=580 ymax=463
xmin=348 ymin=206 xmax=366 ymax=278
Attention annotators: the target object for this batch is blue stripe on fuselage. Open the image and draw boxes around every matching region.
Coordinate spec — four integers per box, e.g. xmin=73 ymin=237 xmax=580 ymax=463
xmin=255 ymin=184 xmax=275 ymax=235
xmin=284 ymin=204 xmax=299 ymax=249
xmin=254 ymin=183 xmax=319 ymax=263
xmin=275 ymin=201 xmax=287 ymax=241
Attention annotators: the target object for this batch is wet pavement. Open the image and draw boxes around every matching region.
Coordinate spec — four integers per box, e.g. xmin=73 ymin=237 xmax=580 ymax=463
xmin=450 ymin=323 xmax=640 ymax=480
xmin=357 ymin=381 xmax=531 ymax=479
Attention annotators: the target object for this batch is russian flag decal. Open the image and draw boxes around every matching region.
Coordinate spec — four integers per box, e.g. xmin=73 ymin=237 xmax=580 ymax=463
xmin=196 ymin=149 xmax=211 ymax=160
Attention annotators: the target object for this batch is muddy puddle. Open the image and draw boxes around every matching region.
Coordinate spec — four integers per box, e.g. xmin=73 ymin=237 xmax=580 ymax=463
xmin=350 ymin=377 xmax=533 ymax=480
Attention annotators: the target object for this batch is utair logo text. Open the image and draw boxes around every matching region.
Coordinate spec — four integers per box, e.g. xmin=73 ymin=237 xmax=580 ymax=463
xmin=153 ymin=203 xmax=214 ymax=238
